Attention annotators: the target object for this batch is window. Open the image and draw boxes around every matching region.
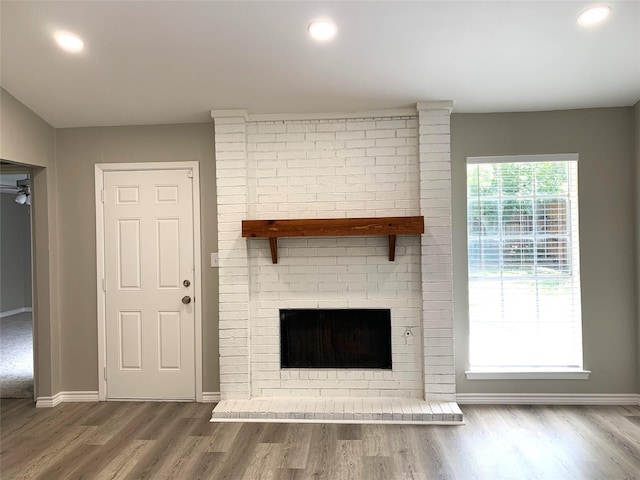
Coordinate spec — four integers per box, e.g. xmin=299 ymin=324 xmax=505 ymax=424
xmin=466 ymin=154 xmax=583 ymax=372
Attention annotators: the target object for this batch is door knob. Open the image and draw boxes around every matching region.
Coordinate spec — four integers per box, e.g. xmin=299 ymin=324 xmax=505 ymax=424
xmin=181 ymin=296 xmax=192 ymax=305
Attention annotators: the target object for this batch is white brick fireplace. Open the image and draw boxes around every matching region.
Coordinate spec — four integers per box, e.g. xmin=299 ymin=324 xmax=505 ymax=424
xmin=211 ymin=102 xmax=460 ymax=423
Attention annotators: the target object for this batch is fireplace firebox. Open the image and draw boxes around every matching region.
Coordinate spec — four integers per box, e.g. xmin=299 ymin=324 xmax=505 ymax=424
xmin=280 ymin=309 xmax=392 ymax=369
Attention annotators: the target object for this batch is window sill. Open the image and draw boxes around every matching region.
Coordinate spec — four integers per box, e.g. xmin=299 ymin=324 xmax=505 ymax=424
xmin=465 ymin=368 xmax=591 ymax=380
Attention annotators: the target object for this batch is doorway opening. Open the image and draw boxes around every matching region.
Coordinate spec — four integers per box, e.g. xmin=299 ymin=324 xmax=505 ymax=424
xmin=0 ymin=165 xmax=33 ymax=399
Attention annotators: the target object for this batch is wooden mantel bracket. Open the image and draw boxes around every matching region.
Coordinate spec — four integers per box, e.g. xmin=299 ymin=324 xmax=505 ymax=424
xmin=268 ymin=237 xmax=278 ymax=264
xmin=242 ymin=216 xmax=424 ymax=264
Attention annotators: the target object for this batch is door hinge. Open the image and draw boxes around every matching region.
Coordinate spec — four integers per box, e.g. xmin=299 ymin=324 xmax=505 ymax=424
xmin=104 ymin=367 xmax=107 ymax=380
xmin=101 ymin=190 xmax=104 ymax=203
xmin=187 ymin=169 xmax=193 ymax=179
xmin=102 ymin=278 xmax=106 ymax=292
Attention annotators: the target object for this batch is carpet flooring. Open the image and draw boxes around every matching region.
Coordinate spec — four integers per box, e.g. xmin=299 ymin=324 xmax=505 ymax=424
xmin=0 ymin=311 xmax=33 ymax=398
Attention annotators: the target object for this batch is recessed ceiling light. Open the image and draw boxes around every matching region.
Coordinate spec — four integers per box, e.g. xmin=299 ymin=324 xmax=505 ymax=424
xmin=308 ymin=20 xmax=337 ymax=41
xmin=55 ymin=32 xmax=84 ymax=53
xmin=577 ymin=5 xmax=611 ymax=26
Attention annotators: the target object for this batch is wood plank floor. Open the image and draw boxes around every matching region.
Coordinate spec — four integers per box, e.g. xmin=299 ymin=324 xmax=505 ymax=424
xmin=1 ymin=399 xmax=639 ymax=479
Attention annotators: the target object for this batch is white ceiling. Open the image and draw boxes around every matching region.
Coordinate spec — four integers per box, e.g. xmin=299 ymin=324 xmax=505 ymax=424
xmin=1 ymin=1 xmax=639 ymax=128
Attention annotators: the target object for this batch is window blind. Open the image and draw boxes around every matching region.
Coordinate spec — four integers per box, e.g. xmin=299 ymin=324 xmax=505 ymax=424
xmin=466 ymin=155 xmax=583 ymax=368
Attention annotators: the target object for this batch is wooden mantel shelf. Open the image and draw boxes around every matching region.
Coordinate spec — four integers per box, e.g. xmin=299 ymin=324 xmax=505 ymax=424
xmin=242 ymin=216 xmax=424 ymax=264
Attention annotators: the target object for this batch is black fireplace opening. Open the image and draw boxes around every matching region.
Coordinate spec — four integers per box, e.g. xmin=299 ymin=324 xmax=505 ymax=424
xmin=280 ymin=309 xmax=392 ymax=369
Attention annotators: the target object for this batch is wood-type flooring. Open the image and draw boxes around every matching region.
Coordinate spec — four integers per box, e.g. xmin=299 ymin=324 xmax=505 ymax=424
xmin=1 ymin=399 xmax=640 ymax=479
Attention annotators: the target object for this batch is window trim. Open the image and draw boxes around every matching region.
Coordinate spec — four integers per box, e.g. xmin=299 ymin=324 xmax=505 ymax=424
xmin=465 ymin=368 xmax=591 ymax=380
xmin=466 ymin=153 xmax=579 ymax=165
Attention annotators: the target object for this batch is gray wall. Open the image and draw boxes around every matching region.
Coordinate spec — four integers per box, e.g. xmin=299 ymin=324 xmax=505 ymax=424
xmin=1 ymin=93 xmax=221 ymax=396
xmin=0 ymin=192 xmax=31 ymax=312
xmin=55 ymin=124 xmax=219 ymax=392
xmin=1 ymin=88 xmax=60 ymax=398
xmin=1 ymin=89 xmax=54 ymax=169
xmin=635 ymin=100 xmax=640 ymax=392
xmin=451 ymin=108 xmax=637 ymax=394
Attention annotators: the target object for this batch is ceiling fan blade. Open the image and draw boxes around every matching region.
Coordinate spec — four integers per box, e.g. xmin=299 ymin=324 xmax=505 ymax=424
xmin=0 ymin=184 xmax=20 ymax=193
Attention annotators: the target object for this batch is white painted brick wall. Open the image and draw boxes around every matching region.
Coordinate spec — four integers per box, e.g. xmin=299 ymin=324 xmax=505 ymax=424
xmin=417 ymin=104 xmax=456 ymax=402
xmin=213 ymin=107 xmax=456 ymax=402
xmin=244 ymin=116 xmax=423 ymax=398
xmin=214 ymin=115 xmax=251 ymax=400
xmin=247 ymin=117 xmax=419 ymax=220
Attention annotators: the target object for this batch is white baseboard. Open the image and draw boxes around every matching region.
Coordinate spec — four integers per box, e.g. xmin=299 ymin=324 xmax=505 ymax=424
xmin=36 ymin=391 xmax=639 ymax=407
xmin=202 ymin=391 xmax=221 ymax=403
xmin=0 ymin=307 xmax=32 ymax=318
xmin=457 ymin=393 xmax=640 ymax=406
xmin=36 ymin=391 xmax=100 ymax=407
xmin=36 ymin=392 xmax=64 ymax=408
xmin=37 ymin=390 xmax=220 ymax=407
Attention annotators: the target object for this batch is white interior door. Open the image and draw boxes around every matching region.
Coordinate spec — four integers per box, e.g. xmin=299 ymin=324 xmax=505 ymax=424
xmin=103 ymin=168 xmax=195 ymax=400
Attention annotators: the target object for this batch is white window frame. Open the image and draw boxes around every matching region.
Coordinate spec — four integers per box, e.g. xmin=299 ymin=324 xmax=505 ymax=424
xmin=464 ymin=154 xmax=590 ymax=380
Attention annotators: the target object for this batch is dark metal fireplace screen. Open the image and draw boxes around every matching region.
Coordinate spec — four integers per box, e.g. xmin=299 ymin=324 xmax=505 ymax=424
xmin=280 ymin=309 xmax=392 ymax=369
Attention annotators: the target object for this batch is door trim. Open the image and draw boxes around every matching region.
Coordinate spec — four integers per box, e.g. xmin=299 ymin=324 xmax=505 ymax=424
xmin=95 ymin=162 xmax=203 ymax=402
